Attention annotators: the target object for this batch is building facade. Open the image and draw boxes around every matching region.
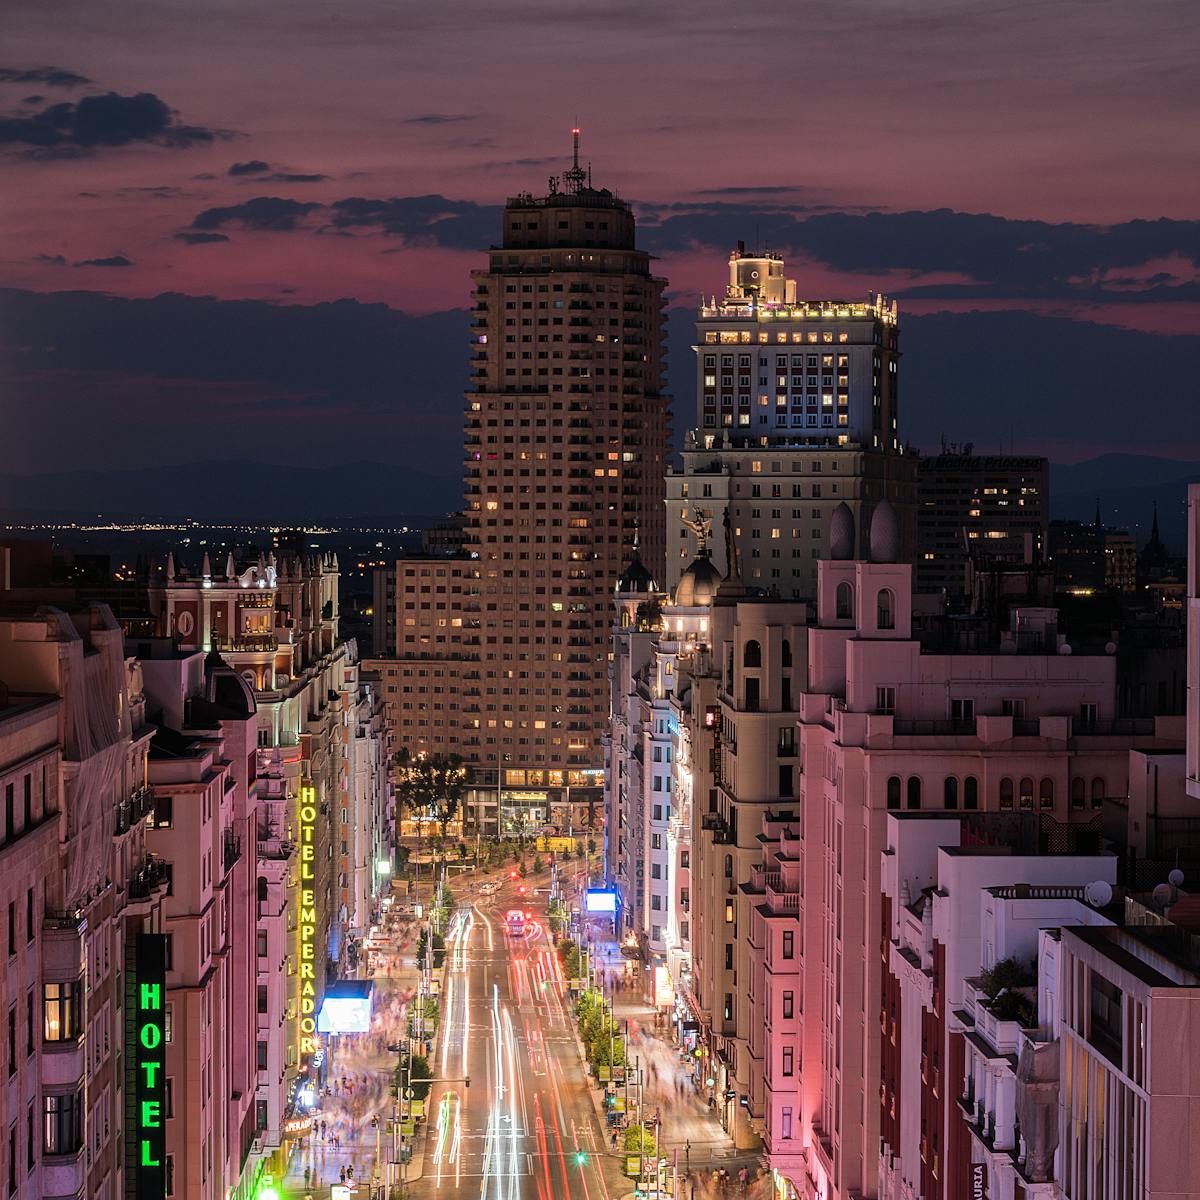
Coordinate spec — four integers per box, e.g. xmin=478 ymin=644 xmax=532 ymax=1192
xmin=667 ymin=248 xmax=915 ymax=602
xmin=915 ymin=452 xmax=1049 ymax=598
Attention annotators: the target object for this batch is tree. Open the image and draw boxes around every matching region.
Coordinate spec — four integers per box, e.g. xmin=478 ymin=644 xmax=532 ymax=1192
xmin=395 ymin=748 xmax=467 ymax=837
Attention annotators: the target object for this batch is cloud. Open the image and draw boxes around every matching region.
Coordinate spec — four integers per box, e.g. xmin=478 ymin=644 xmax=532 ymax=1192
xmin=32 ymin=253 xmax=66 ymax=266
xmin=263 ymin=172 xmax=329 ymax=183
xmin=402 ymin=114 xmax=476 ymax=125
xmin=0 ymin=287 xmax=471 ymax=474
xmin=324 ymin=195 xmax=499 ymax=249
xmin=0 ymin=66 xmax=91 ymax=88
xmin=637 ymin=207 xmax=1200 ymax=304
xmin=74 ymin=255 xmax=133 ymax=267
xmin=694 ymin=186 xmax=807 ymax=196
xmin=191 ymin=196 xmax=321 ymax=232
xmin=0 ymin=91 xmax=221 ymax=154
xmin=228 ymin=159 xmax=270 ymax=176
xmin=174 ymin=231 xmax=230 ymax=245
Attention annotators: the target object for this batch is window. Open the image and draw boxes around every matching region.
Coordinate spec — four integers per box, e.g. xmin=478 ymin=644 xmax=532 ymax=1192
xmin=877 ymin=588 xmax=895 ymax=630
xmin=43 ymin=981 xmax=83 ymax=1045
xmin=906 ymin=776 xmax=922 ymax=809
xmin=964 ymin=776 xmax=979 ymax=810
xmin=836 ymin=581 xmax=853 ymax=620
xmin=782 ymin=930 xmax=794 ymax=959
xmin=1039 ymin=778 xmax=1055 ymax=809
xmin=782 ymin=991 xmax=794 ymax=1019
xmin=1078 ymin=703 xmax=1098 ymax=731
xmin=724 ymin=854 xmax=733 ymax=879
xmin=777 ymin=727 xmax=796 ymax=756
xmin=257 ymin=1041 xmax=268 ymax=1071
xmin=886 ymin=776 xmax=901 ymax=810
xmin=256 ymin=985 xmax=268 ymax=1014
xmin=152 ymin=796 xmax=173 ymax=828
xmin=724 ymin=901 xmax=734 ymax=924
xmin=875 ymin=686 xmax=895 ymax=715
xmin=943 ymin=777 xmax=958 ymax=809
xmin=24 ymin=890 xmax=32 ymax=944
xmin=6 ymin=904 xmax=12 ymax=959
xmin=778 ymin=765 xmax=793 ymax=797
xmin=7 ymin=1008 xmax=14 ymax=1077
xmin=1000 ymin=777 xmax=1014 ymax=809
xmin=1091 ymin=777 xmax=1105 ymax=808
xmin=951 ymin=698 xmax=974 ymax=727
xmin=43 ymin=1092 xmax=81 ymax=1156
xmin=1019 ymin=777 xmax=1035 ymax=809
xmin=743 ymin=640 xmax=762 ymax=668
xmin=1071 ymin=777 xmax=1086 ymax=809
xmin=256 ymin=930 xmax=268 ymax=958
xmin=781 ymin=639 xmax=792 ymax=668
xmin=781 ymin=1107 xmax=793 ymax=1139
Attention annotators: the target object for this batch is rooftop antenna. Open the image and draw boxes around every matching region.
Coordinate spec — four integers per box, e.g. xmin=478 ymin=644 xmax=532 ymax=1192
xmin=564 ymin=125 xmax=586 ymax=194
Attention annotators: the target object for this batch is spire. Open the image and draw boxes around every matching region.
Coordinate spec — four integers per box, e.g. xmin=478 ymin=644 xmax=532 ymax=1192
xmin=201 ymin=551 xmax=212 ymax=580
xmin=1150 ymin=501 xmax=1161 ymax=545
xmin=166 ymin=551 xmax=176 ymax=581
xmin=564 ymin=126 xmax=586 ymax=194
xmin=1093 ymin=497 xmax=1102 ymax=529
xmin=225 ymin=551 xmax=236 ymax=579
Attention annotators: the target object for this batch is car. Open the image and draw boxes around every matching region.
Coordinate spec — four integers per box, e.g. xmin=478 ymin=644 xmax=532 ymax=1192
xmin=506 ymin=909 xmax=528 ymax=937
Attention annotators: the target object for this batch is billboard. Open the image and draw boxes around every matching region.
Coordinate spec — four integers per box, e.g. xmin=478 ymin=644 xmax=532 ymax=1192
xmin=126 ymin=933 xmax=167 ymax=1200
xmin=585 ymin=888 xmax=618 ymax=915
xmin=317 ymin=981 xmax=374 ymax=1033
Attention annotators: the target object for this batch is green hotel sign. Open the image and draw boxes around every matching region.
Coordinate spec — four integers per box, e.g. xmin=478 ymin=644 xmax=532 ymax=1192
xmin=126 ymin=933 xmax=167 ymax=1199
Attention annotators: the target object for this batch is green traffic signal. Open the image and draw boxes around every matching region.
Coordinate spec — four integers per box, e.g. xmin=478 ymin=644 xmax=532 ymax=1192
xmin=576 ymin=1151 xmax=587 ymax=1166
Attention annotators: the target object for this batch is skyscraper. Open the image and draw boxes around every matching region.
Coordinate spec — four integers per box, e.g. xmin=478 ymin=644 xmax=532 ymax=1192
xmin=371 ymin=134 xmax=669 ymax=832
xmin=666 ymin=247 xmax=915 ymax=599
xmin=467 ymin=132 xmax=668 ymax=781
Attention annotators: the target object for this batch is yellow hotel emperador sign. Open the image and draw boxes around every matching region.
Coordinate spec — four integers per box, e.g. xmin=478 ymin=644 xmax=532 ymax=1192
xmin=298 ymin=784 xmax=318 ymax=1058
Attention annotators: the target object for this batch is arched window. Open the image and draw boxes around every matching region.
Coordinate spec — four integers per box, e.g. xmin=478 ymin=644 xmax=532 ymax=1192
xmin=1039 ymin=778 xmax=1055 ymax=809
xmin=1071 ymin=777 xmax=1086 ymax=809
xmin=782 ymin=639 xmax=792 ymax=668
xmin=877 ymin=588 xmax=895 ymax=630
xmin=836 ymin=582 xmax=853 ymax=621
xmin=1091 ymin=777 xmax=1105 ymax=807
xmin=906 ymin=776 xmax=922 ymax=809
xmin=1019 ymin=777 xmax=1034 ymax=809
xmin=999 ymin=778 xmax=1014 ymax=809
xmin=943 ymin=777 xmax=959 ymax=809
xmin=744 ymin=640 xmax=762 ymax=668
xmin=963 ymin=776 xmax=979 ymax=810
xmin=886 ymin=776 xmax=901 ymax=810
xmin=724 ymin=854 xmax=733 ymax=879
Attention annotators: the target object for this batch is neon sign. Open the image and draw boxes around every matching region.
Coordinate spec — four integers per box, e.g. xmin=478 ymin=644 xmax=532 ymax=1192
xmin=127 ymin=933 xmax=166 ymax=1199
xmin=298 ymin=784 xmax=318 ymax=1058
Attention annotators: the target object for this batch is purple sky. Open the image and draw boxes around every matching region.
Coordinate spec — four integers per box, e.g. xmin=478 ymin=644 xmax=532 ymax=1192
xmin=2 ymin=0 xmax=1198 ymax=475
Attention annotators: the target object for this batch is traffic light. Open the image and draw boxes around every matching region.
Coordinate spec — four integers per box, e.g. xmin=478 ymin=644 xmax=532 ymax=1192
xmin=510 ymin=870 xmax=518 ymax=879
xmin=518 ymin=886 xmax=526 ymax=895
xmin=575 ymin=1151 xmax=587 ymax=1166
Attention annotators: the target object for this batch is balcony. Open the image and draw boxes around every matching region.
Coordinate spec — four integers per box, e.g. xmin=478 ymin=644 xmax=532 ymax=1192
xmin=114 ymin=784 xmax=155 ymax=836
xmin=224 ymin=829 xmax=243 ymax=874
xmin=892 ymin=719 xmax=977 ymax=736
xmin=128 ymin=854 xmax=170 ymax=901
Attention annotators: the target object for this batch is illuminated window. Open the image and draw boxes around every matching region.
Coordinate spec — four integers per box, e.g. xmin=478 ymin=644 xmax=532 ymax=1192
xmin=43 ymin=981 xmax=80 ymax=1042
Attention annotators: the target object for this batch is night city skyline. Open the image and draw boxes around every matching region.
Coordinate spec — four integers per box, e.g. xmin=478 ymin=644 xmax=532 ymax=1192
xmin=3 ymin=0 xmax=1199 ymax=486
xmin=2 ymin=7 xmax=1200 ymax=1200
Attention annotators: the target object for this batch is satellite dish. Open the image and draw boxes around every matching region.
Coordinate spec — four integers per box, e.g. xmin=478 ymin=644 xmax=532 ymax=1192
xmin=1169 ymin=869 xmax=1185 ymax=887
xmin=1153 ymin=883 xmax=1174 ymax=908
xmin=1084 ymin=880 xmax=1113 ymax=908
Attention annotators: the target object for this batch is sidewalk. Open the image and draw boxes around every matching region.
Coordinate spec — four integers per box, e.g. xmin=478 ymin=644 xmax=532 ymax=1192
xmin=581 ymin=940 xmax=739 ymax=1166
xmin=280 ymin=912 xmax=427 ymax=1196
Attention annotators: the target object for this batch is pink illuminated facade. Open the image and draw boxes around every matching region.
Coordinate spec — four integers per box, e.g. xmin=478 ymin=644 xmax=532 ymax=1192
xmin=733 ymin=501 xmax=1182 ymax=1200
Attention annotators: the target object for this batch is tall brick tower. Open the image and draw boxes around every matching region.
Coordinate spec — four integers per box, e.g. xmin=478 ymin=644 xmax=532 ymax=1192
xmin=464 ymin=131 xmax=668 ymax=821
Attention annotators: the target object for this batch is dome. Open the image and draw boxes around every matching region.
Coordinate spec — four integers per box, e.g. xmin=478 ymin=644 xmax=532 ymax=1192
xmin=830 ymin=502 xmax=855 ymax=560
xmin=869 ymin=498 xmax=901 ymax=564
xmin=616 ymin=552 xmax=657 ymax=595
xmin=674 ymin=551 xmax=722 ymax=607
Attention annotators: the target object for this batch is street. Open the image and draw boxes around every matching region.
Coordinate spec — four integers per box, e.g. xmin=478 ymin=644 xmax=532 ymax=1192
xmin=416 ymin=874 xmax=628 ymax=1200
xmin=281 ymin=868 xmax=750 ymax=1200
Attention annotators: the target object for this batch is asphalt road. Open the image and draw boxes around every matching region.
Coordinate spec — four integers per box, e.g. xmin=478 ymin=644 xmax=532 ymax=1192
xmin=413 ymin=875 xmax=630 ymax=1200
